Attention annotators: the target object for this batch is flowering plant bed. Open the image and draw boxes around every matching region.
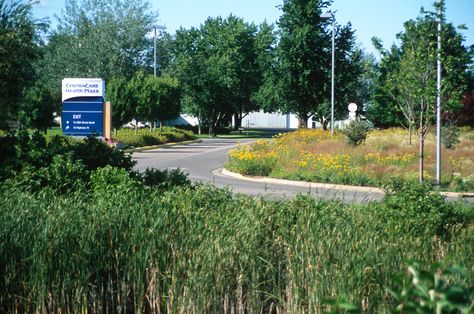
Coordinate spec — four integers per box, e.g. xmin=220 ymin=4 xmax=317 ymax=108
xmin=226 ymin=128 xmax=474 ymax=191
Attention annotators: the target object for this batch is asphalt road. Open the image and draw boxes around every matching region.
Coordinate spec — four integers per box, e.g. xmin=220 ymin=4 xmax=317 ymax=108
xmin=133 ymin=138 xmax=385 ymax=203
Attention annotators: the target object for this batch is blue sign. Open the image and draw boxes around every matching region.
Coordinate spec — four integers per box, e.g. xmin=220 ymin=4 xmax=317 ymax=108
xmin=62 ymin=97 xmax=104 ymax=136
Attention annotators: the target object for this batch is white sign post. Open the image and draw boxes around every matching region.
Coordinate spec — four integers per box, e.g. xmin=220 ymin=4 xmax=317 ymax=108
xmin=348 ymin=103 xmax=358 ymax=121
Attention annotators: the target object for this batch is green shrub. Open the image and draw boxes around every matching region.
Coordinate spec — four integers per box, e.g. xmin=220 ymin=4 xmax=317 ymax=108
xmin=382 ymin=181 xmax=462 ymax=237
xmin=5 ymin=155 xmax=89 ymax=194
xmin=343 ymin=120 xmax=371 ymax=145
xmin=137 ymin=167 xmax=191 ymax=189
xmin=73 ymin=136 xmax=135 ymax=172
xmin=90 ymin=166 xmax=139 ymax=193
xmin=116 ymin=127 xmax=196 ymax=148
xmin=450 ymin=176 xmax=474 ymax=192
xmin=442 ymin=125 xmax=461 ymax=150
xmin=0 ymin=132 xmax=135 ymax=186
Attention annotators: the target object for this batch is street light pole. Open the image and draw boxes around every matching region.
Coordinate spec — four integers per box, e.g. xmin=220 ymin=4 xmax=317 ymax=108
xmin=153 ymin=26 xmax=157 ymax=77
xmin=330 ymin=14 xmax=335 ymax=135
xmin=435 ymin=0 xmax=442 ymax=185
xmin=321 ymin=12 xmax=335 ymax=135
xmin=153 ymin=25 xmax=166 ymax=77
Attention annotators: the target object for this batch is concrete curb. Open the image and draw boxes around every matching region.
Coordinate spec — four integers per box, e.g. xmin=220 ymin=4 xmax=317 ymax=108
xmin=124 ymin=139 xmax=202 ymax=153
xmin=221 ymin=168 xmax=474 ymax=199
xmin=221 ymin=168 xmax=384 ymax=194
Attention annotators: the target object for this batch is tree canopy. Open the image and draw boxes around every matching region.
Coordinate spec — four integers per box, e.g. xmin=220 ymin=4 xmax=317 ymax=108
xmin=271 ymin=0 xmax=364 ymax=128
xmin=0 ymin=0 xmax=47 ymax=129
xmin=172 ymin=16 xmax=274 ymax=135
xmin=39 ymin=0 xmax=157 ymax=98
xmin=370 ymin=2 xmax=473 ymax=181
xmin=370 ymin=5 xmax=473 ymax=130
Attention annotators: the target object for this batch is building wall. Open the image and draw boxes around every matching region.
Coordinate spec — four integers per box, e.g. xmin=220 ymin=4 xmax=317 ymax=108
xmin=240 ymin=111 xmax=307 ymax=129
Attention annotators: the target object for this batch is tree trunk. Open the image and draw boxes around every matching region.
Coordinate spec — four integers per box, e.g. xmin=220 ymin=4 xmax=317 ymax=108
xmin=298 ymin=114 xmax=308 ymax=129
xmin=321 ymin=117 xmax=329 ymax=130
xmin=208 ymin=124 xmax=216 ymax=137
xmin=419 ymin=134 xmax=424 ymax=183
xmin=419 ymin=111 xmax=424 ymax=183
xmin=197 ymin=117 xmax=202 ymax=135
xmin=159 ymin=120 xmax=163 ymax=131
xmin=408 ymin=123 xmax=412 ymax=145
xmin=234 ymin=113 xmax=242 ymax=131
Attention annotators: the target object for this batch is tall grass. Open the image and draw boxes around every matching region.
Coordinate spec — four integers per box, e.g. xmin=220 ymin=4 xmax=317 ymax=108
xmin=1 ymin=179 xmax=472 ymax=313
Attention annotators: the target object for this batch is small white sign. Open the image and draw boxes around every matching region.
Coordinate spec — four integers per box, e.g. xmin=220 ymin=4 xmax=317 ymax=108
xmin=348 ymin=102 xmax=358 ymax=112
xmin=62 ymin=78 xmax=105 ymax=102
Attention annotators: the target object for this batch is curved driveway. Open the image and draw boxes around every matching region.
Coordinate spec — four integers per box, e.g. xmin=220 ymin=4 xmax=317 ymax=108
xmin=133 ymin=138 xmax=384 ymax=203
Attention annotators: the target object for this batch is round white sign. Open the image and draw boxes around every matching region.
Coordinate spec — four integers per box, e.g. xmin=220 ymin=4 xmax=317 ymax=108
xmin=348 ymin=103 xmax=358 ymax=112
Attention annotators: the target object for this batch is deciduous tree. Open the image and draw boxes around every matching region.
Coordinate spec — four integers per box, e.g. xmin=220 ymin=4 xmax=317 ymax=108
xmin=140 ymin=75 xmax=181 ymax=130
xmin=0 ymin=0 xmax=47 ymax=129
xmin=173 ymin=16 xmax=270 ymax=135
xmin=39 ymin=0 xmax=157 ymax=97
xmin=373 ymin=2 xmax=473 ymax=182
xmin=274 ymin=0 xmax=363 ymax=129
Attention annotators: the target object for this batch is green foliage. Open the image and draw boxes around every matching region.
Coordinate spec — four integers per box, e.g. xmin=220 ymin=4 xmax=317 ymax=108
xmin=0 ymin=131 xmax=136 ymax=183
xmin=372 ymin=4 xmax=472 ymax=136
xmin=343 ymin=120 xmax=371 ymax=145
xmin=19 ymin=82 xmax=56 ymax=132
xmin=137 ymin=167 xmax=191 ymax=189
xmin=136 ymin=73 xmax=181 ymax=127
xmin=275 ymin=0 xmax=365 ymax=128
xmin=107 ymin=76 xmax=134 ymax=130
xmin=90 ymin=165 xmax=139 ymax=193
xmin=73 ymin=135 xmax=135 ymax=172
xmin=173 ymin=16 xmax=270 ymax=135
xmin=5 ymin=155 xmax=89 ymax=194
xmin=0 ymin=0 xmax=47 ymax=128
xmin=38 ymin=0 xmax=157 ymax=90
xmin=450 ymin=176 xmax=474 ymax=193
xmin=227 ymin=157 xmax=274 ymax=176
xmin=116 ymin=127 xmax=196 ymax=148
xmin=290 ymin=167 xmax=375 ymax=187
xmin=108 ymin=73 xmax=181 ymax=131
xmin=442 ymin=125 xmax=461 ymax=149
xmin=0 ymin=183 xmax=472 ymax=312
xmin=388 ymin=263 xmax=473 ymax=313
xmin=382 ymin=181 xmax=462 ymax=237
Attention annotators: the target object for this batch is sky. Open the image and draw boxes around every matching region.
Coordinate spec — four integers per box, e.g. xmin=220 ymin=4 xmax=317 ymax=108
xmin=33 ymin=0 xmax=474 ymax=56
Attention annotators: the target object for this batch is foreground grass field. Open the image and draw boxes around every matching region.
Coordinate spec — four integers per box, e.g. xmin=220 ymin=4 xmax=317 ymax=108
xmin=1 ymin=131 xmax=472 ymax=313
xmin=226 ymin=128 xmax=474 ymax=192
xmin=1 ymin=179 xmax=473 ymax=313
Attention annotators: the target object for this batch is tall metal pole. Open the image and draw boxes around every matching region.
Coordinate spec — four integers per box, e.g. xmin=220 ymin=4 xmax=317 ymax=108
xmin=436 ymin=0 xmax=442 ymax=185
xmin=153 ymin=26 xmax=157 ymax=77
xmin=152 ymin=25 xmax=166 ymax=77
xmin=330 ymin=15 xmax=335 ymax=135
